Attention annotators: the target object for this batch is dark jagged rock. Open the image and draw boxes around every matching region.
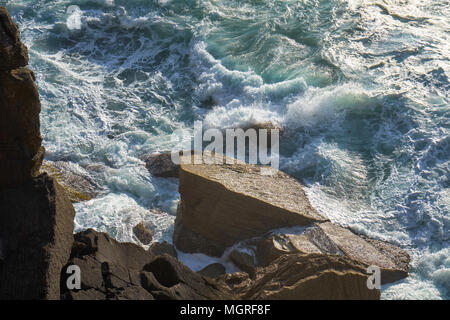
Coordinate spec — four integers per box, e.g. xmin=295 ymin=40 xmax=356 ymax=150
xmin=0 ymin=7 xmax=28 ymax=71
xmin=148 ymin=241 xmax=178 ymax=259
xmin=62 ymin=229 xmax=233 ymax=300
xmin=197 ymin=263 xmax=226 ymax=278
xmin=0 ymin=174 xmax=75 ymax=299
xmin=0 ymin=7 xmax=43 ymax=188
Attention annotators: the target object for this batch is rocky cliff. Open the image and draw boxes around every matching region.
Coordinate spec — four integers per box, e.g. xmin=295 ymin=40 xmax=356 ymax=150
xmin=0 ymin=7 xmax=407 ymax=300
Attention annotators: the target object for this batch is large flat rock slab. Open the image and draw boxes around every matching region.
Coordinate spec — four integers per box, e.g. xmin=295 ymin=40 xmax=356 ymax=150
xmin=174 ymin=153 xmax=327 ymax=256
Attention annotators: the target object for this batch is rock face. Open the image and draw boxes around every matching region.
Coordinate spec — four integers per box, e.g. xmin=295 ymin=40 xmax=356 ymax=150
xmin=0 ymin=174 xmax=75 ymax=299
xmin=0 ymin=7 xmax=44 ymax=187
xmin=0 ymin=8 xmax=75 ymax=300
xmin=220 ymin=253 xmax=380 ymax=300
xmin=174 ymin=153 xmax=328 ymax=256
xmin=255 ymin=223 xmax=409 ymax=284
xmin=62 ymin=229 xmax=233 ymax=300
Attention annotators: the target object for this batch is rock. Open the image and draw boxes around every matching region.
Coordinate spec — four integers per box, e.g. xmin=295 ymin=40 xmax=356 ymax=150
xmin=256 ymin=233 xmax=321 ymax=266
xmin=0 ymin=8 xmax=44 ymax=187
xmin=0 ymin=174 xmax=75 ymax=299
xmin=229 ymin=249 xmax=256 ymax=276
xmin=143 ymin=152 xmax=179 ymax=178
xmin=40 ymin=160 xmax=103 ymax=202
xmin=141 ymin=255 xmax=232 ymax=300
xmin=133 ymin=222 xmax=153 ymax=245
xmin=148 ymin=241 xmax=178 ymax=259
xmin=63 ymin=229 xmax=234 ymax=300
xmin=0 ymin=7 xmax=28 ymax=71
xmin=197 ymin=263 xmax=226 ymax=278
xmin=254 ymin=223 xmax=410 ymax=284
xmin=219 ymin=253 xmax=380 ymax=300
xmin=173 ymin=152 xmax=328 ymax=256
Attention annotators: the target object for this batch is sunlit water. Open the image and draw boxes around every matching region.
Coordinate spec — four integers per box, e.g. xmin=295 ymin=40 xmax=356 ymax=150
xmin=4 ymin=0 xmax=449 ymax=299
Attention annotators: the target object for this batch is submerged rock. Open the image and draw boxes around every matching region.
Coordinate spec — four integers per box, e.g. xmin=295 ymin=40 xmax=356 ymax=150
xmin=40 ymin=160 xmax=103 ymax=203
xmin=173 ymin=152 xmax=328 ymax=256
xmin=133 ymin=222 xmax=153 ymax=245
xmin=0 ymin=7 xmax=44 ymax=187
xmin=148 ymin=241 xmax=178 ymax=259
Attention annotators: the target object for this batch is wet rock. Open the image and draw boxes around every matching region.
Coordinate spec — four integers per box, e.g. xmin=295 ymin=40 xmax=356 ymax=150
xmin=148 ymin=241 xmax=178 ymax=259
xmin=0 ymin=174 xmax=75 ymax=299
xmin=197 ymin=263 xmax=226 ymax=278
xmin=142 ymin=152 xmax=179 ymax=178
xmin=40 ymin=160 xmax=103 ymax=202
xmin=133 ymin=222 xmax=153 ymax=245
xmin=229 ymin=249 xmax=256 ymax=276
xmin=173 ymin=152 xmax=328 ymax=256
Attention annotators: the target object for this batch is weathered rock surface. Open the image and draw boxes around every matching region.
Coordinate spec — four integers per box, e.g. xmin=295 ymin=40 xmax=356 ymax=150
xmin=62 ymin=229 xmax=233 ymax=300
xmin=0 ymin=7 xmax=43 ymax=187
xmin=142 ymin=152 xmax=179 ymax=178
xmin=255 ymin=223 xmax=409 ymax=284
xmin=148 ymin=241 xmax=178 ymax=259
xmin=0 ymin=7 xmax=28 ymax=71
xmin=174 ymin=153 xmax=328 ymax=256
xmin=0 ymin=174 xmax=75 ymax=299
xmin=197 ymin=263 xmax=226 ymax=278
xmin=40 ymin=160 xmax=103 ymax=202
xmin=133 ymin=222 xmax=153 ymax=245
xmin=220 ymin=253 xmax=380 ymax=300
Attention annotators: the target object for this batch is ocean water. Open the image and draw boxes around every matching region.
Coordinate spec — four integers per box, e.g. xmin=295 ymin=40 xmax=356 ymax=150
xmin=4 ymin=0 xmax=448 ymax=299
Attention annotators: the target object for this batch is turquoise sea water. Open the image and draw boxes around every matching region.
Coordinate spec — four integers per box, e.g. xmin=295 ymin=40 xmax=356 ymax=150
xmin=4 ymin=0 xmax=449 ymax=299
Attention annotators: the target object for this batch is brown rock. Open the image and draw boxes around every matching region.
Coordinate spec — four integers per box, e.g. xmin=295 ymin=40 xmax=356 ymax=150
xmin=148 ymin=241 xmax=178 ymax=259
xmin=0 ymin=7 xmax=28 ymax=71
xmin=143 ymin=152 xmax=179 ymax=178
xmin=173 ymin=153 xmax=328 ymax=256
xmin=0 ymin=8 xmax=43 ymax=187
xmin=133 ymin=222 xmax=153 ymax=245
xmin=40 ymin=160 xmax=103 ymax=202
xmin=229 ymin=249 xmax=256 ymax=276
xmin=255 ymin=223 xmax=410 ymax=284
xmin=221 ymin=253 xmax=380 ymax=300
xmin=197 ymin=263 xmax=226 ymax=278
xmin=0 ymin=174 xmax=75 ymax=299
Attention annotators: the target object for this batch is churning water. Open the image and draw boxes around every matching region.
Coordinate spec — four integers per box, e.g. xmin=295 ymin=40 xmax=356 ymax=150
xmin=4 ymin=0 xmax=449 ymax=299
